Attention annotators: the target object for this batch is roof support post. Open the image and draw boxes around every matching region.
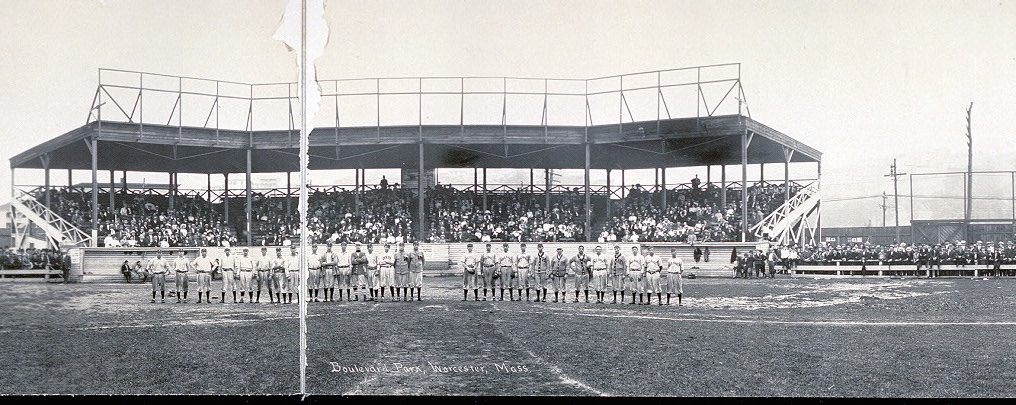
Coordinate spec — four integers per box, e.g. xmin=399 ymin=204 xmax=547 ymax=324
xmin=482 ymin=168 xmax=487 ymax=213
xmin=721 ymin=165 xmax=727 ymax=208
xmin=90 ymin=136 xmax=98 ymax=246
xmin=108 ymin=169 xmax=115 ymax=215
xmin=207 ymin=173 xmax=212 ymax=223
xmin=355 ymin=168 xmax=361 ymax=217
xmin=168 ymin=172 xmax=175 ymax=211
xmin=741 ymin=129 xmax=748 ymax=243
xmin=10 ymin=167 xmax=17 ymax=248
xmin=418 ymin=141 xmax=425 ymax=243
xmin=42 ymin=155 xmax=50 ymax=210
xmin=606 ymin=169 xmax=612 ymax=221
xmin=817 ymin=160 xmax=822 ymax=243
xmin=661 ymin=167 xmax=667 ymax=212
xmin=783 ymin=147 xmax=794 ymax=203
xmin=223 ymin=173 xmax=230 ymax=223
xmin=584 ymin=142 xmax=591 ymax=242
xmin=286 ymin=172 xmax=292 ymax=218
xmin=545 ymin=168 xmax=551 ymax=216
xmin=246 ymin=148 xmax=252 ymax=246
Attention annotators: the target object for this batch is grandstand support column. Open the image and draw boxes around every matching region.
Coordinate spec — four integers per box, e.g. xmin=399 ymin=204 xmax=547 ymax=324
xmin=707 ymin=166 xmax=711 ymax=185
xmin=90 ymin=136 xmax=98 ymax=247
xmin=721 ymin=165 xmax=727 ymax=208
xmin=223 ymin=173 xmax=230 ymax=223
xmin=168 ymin=172 xmax=175 ymax=211
xmin=418 ymin=142 xmax=425 ymax=242
xmin=42 ymin=156 xmax=50 ymax=209
xmin=108 ymin=169 xmax=115 ymax=213
xmin=544 ymin=169 xmax=550 ymax=215
xmin=606 ymin=169 xmax=612 ymax=219
xmin=760 ymin=163 xmax=765 ymax=185
xmin=9 ymin=167 xmax=15 ymax=248
xmin=245 ymin=149 xmax=252 ymax=246
xmin=817 ymin=160 xmax=823 ymax=242
xmin=286 ymin=172 xmax=292 ymax=218
xmin=740 ymin=129 xmax=750 ymax=243
xmin=783 ymin=147 xmax=794 ymax=202
xmin=206 ymin=173 xmax=212 ymax=221
xmin=584 ymin=142 xmax=591 ymax=242
xmin=482 ymin=168 xmax=488 ymax=212
xmin=661 ymin=167 xmax=667 ymax=211
xmin=67 ymin=169 xmax=72 ymax=193
xmin=355 ymin=168 xmax=361 ymax=216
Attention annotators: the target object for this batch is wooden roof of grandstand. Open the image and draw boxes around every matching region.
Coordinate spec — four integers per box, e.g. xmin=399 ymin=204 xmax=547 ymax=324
xmin=10 ymin=115 xmax=819 ymax=173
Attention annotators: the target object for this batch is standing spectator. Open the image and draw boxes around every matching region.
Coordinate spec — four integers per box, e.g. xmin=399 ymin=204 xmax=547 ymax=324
xmin=703 ymin=246 xmax=711 ymax=262
xmin=693 ymin=246 xmax=702 ymax=263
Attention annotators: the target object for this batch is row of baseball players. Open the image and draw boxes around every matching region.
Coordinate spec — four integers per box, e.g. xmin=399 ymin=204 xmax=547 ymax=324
xmin=459 ymin=243 xmax=685 ymax=305
xmin=141 ymin=242 xmax=426 ymax=304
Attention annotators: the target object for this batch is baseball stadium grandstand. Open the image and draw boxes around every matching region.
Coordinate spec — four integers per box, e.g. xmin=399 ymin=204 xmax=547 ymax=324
xmin=7 ymin=64 xmax=822 ymax=281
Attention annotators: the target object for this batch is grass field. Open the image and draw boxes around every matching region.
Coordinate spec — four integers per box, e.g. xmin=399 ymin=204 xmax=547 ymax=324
xmin=2 ymin=274 xmax=1016 ymax=396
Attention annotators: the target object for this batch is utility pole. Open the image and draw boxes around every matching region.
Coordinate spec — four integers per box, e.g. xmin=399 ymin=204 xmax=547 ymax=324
xmin=965 ymin=103 xmax=973 ymax=231
xmin=885 ymin=159 xmax=906 ymax=243
xmin=878 ymin=191 xmax=888 ymax=227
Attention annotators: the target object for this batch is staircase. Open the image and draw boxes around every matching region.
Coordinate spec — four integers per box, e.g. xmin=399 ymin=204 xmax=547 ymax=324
xmin=10 ymin=192 xmax=93 ymax=248
xmin=749 ymin=184 xmax=820 ymax=246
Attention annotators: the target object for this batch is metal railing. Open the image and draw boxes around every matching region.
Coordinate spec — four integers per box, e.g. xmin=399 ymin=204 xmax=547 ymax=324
xmin=89 ymin=63 xmax=748 ymax=140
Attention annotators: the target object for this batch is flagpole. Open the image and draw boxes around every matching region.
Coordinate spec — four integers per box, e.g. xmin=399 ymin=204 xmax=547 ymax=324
xmin=298 ymin=0 xmax=309 ymax=396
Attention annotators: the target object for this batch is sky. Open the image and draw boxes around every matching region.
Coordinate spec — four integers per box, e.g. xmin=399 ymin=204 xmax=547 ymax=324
xmin=2 ymin=0 xmax=1015 ymax=227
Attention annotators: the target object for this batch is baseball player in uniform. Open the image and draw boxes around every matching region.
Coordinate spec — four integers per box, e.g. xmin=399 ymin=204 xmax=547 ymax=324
xmin=409 ymin=242 xmax=425 ymax=301
xmin=255 ymin=247 xmax=273 ymax=303
xmin=272 ymin=248 xmax=288 ymax=304
xmin=378 ymin=243 xmax=396 ymax=302
xmin=148 ymin=250 xmax=169 ymax=303
xmin=516 ymin=243 xmax=533 ymax=301
xmin=590 ymin=246 xmax=609 ymax=304
xmin=461 ymin=243 xmax=479 ymax=301
xmin=320 ymin=244 xmax=337 ymax=302
xmin=237 ymin=248 xmax=255 ymax=303
xmin=627 ymin=246 xmax=646 ymax=304
xmin=480 ymin=243 xmax=497 ymax=301
xmin=350 ymin=242 xmax=368 ymax=302
xmin=193 ymin=248 xmax=214 ymax=304
xmin=609 ymin=245 xmax=627 ymax=304
xmin=532 ymin=243 xmax=550 ymax=302
xmin=550 ymin=247 xmax=569 ymax=303
xmin=306 ymin=244 xmax=322 ymax=302
xmin=172 ymin=250 xmax=191 ymax=303
xmin=394 ymin=243 xmax=410 ymax=301
xmin=666 ymin=247 xmax=684 ymax=306
xmin=287 ymin=246 xmax=301 ymax=304
xmin=644 ymin=247 xmax=663 ymax=305
xmin=366 ymin=244 xmax=380 ymax=301
xmin=496 ymin=243 xmax=514 ymax=301
xmin=570 ymin=245 xmax=590 ymax=303
xmin=336 ymin=242 xmax=352 ymax=301
xmin=220 ymin=248 xmax=237 ymax=303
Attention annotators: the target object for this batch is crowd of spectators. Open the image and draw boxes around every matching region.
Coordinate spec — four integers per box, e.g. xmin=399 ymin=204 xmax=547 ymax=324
xmin=598 ymin=181 xmax=797 ymax=243
xmin=38 ymin=188 xmax=237 ymax=248
xmin=425 ymin=184 xmax=585 ymax=243
xmin=796 ymin=240 xmax=1016 ymax=266
xmin=37 ymin=179 xmax=800 ymax=246
xmin=0 ymin=248 xmax=66 ymax=270
xmin=249 ymin=186 xmax=415 ymax=246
